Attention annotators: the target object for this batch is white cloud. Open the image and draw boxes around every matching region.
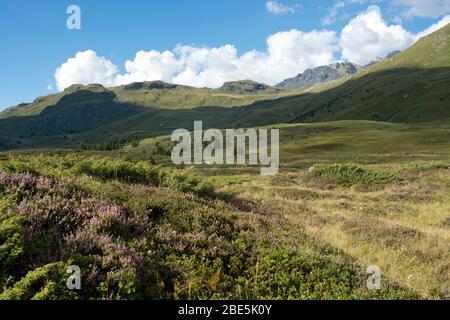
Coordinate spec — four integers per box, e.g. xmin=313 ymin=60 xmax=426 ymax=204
xmin=321 ymin=0 xmax=377 ymax=26
xmin=115 ymin=50 xmax=183 ymax=85
xmin=266 ymin=1 xmax=296 ymax=14
xmin=415 ymin=14 xmax=450 ymax=39
xmin=54 ymin=50 xmax=118 ymax=91
xmin=55 ymin=30 xmax=339 ymax=90
xmin=339 ymin=5 xmax=415 ymax=65
xmin=54 ymin=6 xmax=450 ymax=91
xmin=322 ymin=1 xmax=347 ymax=25
xmin=392 ymin=0 xmax=450 ymax=19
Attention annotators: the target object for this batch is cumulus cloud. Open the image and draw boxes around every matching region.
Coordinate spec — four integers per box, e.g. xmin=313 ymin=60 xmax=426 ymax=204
xmin=415 ymin=14 xmax=450 ymax=39
xmin=392 ymin=0 xmax=450 ymax=19
xmin=54 ymin=6 xmax=450 ymax=91
xmin=266 ymin=1 xmax=296 ymax=14
xmin=54 ymin=50 xmax=118 ymax=91
xmin=339 ymin=6 xmax=415 ymax=65
xmin=55 ymin=30 xmax=339 ymax=90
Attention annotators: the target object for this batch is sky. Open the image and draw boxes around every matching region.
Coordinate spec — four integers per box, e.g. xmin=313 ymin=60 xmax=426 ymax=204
xmin=1 ymin=0 xmax=450 ymax=111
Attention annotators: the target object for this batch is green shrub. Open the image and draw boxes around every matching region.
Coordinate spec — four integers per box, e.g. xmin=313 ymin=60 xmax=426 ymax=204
xmin=0 ymin=212 xmax=24 ymax=287
xmin=312 ymin=163 xmax=399 ymax=187
xmin=0 ymin=261 xmax=79 ymax=300
xmin=409 ymin=161 xmax=450 ymax=172
xmin=72 ymin=158 xmax=160 ymax=185
xmin=160 ymin=171 xmax=216 ymax=198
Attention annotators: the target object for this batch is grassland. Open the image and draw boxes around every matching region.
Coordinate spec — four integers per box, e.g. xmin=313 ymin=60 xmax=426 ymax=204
xmin=111 ymin=120 xmax=450 ymax=299
xmin=1 ymin=121 xmax=448 ymax=299
xmin=0 ymin=24 xmax=449 ymax=300
xmin=0 ymin=150 xmax=419 ymax=300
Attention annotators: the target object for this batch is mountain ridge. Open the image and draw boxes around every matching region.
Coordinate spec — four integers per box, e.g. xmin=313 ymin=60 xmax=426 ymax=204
xmin=0 ymin=23 xmax=449 ymax=150
xmin=275 ymin=62 xmax=361 ymax=90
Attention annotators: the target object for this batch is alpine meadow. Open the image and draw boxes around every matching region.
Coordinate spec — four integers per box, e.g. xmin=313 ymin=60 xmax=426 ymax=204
xmin=0 ymin=1 xmax=449 ymax=303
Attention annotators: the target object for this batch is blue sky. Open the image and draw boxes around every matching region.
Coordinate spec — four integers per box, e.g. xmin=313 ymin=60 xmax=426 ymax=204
xmin=1 ymin=0 xmax=449 ymax=111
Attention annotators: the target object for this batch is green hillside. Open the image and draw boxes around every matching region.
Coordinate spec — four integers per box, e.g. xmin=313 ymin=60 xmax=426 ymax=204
xmin=0 ymin=24 xmax=449 ymax=151
xmin=0 ymin=80 xmax=286 ymax=119
xmin=237 ymin=24 xmax=450 ymax=125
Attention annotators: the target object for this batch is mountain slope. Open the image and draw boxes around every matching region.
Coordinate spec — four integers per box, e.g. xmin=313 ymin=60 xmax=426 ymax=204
xmin=244 ymin=23 xmax=450 ymax=125
xmin=217 ymin=80 xmax=281 ymax=94
xmin=361 ymin=24 xmax=450 ymax=74
xmin=0 ymin=24 xmax=449 ymax=151
xmin=0 ymin=85 xmax=146 ymax=139
xmin=365 ymin=50 xmax=402 ymax=67
xmin=275 ymin=62 xmax=361 ymax=90
xmin=1 ymin=81 xmax=286 ymax=120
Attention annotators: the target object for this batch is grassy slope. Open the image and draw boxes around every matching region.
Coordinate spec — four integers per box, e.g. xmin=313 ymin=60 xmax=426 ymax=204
xmin=0 ymin=155 xmax=418 ymax=300
xmin=117 ymin=120 xmax=450 ymax=299
xmin=0 ymin=92 xmax=65 ymax=119
xmin=233 ymin=24 xmax=450 ymax=126
xmin=0 ymin=25 xmax=449 ymax=150
xmin=2 ymin=120 xmax=448 ymax=299
xmin=0 ymin=81 xmax=289 ymax=119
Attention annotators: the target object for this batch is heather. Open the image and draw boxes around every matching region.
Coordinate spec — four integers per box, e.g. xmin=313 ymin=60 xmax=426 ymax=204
xmin=0 ymin=155 xmax=418 ymax=299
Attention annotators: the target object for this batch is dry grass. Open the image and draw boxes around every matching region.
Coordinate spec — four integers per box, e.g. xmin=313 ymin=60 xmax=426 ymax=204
xmin=218 ymin=165 xmax=450 ymax=299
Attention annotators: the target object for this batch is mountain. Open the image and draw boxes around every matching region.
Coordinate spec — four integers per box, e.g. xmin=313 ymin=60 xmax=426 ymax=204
xmin=365 ymin=50 xmax=402 ymax=67
xmin=0 ymin=84 xmax=146 ymax=139
xmin=0 ymin=24 xmax=449 ymax=151
xmin=122 ymin=80 xmax=180 ymax=90
xmin=236 ymin=23 xmax=450 ymax=126
xmin=275 ymin=62 xmax=361 ymax=90
xmin=386 ymin=50 xmax=402 ymax=59
xmin=0 ymin=80 xmax=285 ymax=120
xmin=217 ymin=80 xmax=281 ymax=94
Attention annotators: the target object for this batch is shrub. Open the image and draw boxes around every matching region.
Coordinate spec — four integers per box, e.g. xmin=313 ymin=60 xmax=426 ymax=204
xmin=312 ymin=163 xmax=399 ymax=187
xmin=72 ymin=158 xmax=160 ymax=185
xmin=409 ymin=161 xmax=450 ymax=172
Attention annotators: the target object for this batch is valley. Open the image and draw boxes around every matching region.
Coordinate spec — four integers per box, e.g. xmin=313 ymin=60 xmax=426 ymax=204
xmin=0 ymin=23 xmax=449 ymax=300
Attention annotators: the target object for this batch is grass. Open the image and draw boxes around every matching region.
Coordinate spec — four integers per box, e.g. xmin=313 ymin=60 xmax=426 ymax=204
xmin=110 ymin=120 xmax=450 ymax=299
xmin=218 ymin=163 xmax=450 ymax=299
xmin=1 ymin=120 xmax=449 ymax=299
xmin=177 ymin=121 xmax=449 ymax=299
xmin=0 ymin=153 xmax=420 ymax=300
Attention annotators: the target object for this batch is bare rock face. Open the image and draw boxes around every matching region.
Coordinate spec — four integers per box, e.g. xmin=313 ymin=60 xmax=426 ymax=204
xmin=123 ymin=81 xmax=179 ymax=90
xmin=218 ymin=80 xmax=281 ymax=94
xmin=275 ymin=62 xmax=361 ymax=90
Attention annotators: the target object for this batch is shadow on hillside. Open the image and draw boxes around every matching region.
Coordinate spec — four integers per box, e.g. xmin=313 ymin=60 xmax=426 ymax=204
xmin=1 ymin=67 xmax=449 ymax=150
xmin=0 ymin=89 xmax=148 ymax=137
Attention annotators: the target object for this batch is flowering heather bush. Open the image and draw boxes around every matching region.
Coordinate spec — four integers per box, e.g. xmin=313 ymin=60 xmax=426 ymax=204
xmin=0 ymin=169 xmax=258 ymax=299
xmin=0 ymin=156 xmax=418 ymax=300
xmin=0 ymin=155 xmax=218 ymax=199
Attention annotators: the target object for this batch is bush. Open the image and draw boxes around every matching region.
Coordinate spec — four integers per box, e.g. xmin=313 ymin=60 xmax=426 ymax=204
xmin=312 ymin=163 xmax=399 ymax=187
xmin=72 ymin=158 xmax=160 ymax=185
xmin=409 ymin=161 xmax=450 ymax=172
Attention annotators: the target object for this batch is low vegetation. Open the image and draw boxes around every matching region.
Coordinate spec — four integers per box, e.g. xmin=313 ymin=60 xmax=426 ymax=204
xmin=312 ymin=164 xmax=400 ymax=187
xmin=0 ymin=155 xmax=419 ymax=299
